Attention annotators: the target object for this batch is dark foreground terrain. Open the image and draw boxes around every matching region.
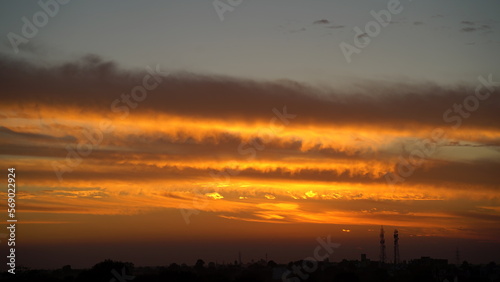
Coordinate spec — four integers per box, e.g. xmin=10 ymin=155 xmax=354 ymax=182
xmin=1 ymin=257 xmax=499 ymax=282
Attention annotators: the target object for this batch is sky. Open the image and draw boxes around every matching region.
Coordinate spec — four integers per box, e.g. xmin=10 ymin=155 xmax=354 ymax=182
xmin=0 ymin=0 xmax=499 ymax=270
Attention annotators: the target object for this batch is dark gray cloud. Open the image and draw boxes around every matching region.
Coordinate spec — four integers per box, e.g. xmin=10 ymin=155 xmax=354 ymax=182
xmin=357 ymin=33 xmax=369 ymax=39
xmin=461 ymin=27 xmax=477 ymax=32
xmin=460 ymin=21 xmax=492 ymax=32
xmin=313 ymin=19 xmax=330 ymax=25
xmin=1 ymin=54 xmax=499 ymax=133
xmin=0 ymin=126 xmax=76 ymax=143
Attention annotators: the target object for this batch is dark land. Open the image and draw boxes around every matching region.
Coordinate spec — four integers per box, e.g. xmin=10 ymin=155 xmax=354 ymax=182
xmin=1 ymin=256 xmax=499 ymax=282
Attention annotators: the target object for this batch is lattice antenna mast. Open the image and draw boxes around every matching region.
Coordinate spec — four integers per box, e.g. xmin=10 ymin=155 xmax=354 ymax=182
xmin=394 ymin=229 xmax=400 ymax=264
xmin=379 ymin=226 xmax=386 ymax=264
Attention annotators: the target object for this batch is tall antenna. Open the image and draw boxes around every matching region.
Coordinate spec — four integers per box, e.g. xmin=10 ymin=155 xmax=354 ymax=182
xmin=394 ymin=229 xmax=400 ymax=264
xmin=238 ymin=251 xmax=242 ymax=265
xmin=456 ymin=247 xmax=460 ymax=266
xmin=379 ymin=226 xmax=386 ymax=264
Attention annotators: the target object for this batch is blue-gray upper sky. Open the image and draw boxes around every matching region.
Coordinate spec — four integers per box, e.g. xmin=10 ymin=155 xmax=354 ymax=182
xmin=1 ymin=0 xmax=499 ymax=86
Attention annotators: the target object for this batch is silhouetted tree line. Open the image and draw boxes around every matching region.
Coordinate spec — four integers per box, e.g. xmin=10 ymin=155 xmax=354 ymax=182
xmin=1 ymin=259 xmax=499 ymax=282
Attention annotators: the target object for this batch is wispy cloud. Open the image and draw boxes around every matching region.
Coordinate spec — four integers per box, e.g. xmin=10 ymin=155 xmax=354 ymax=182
xmin=313 ymin=19 xmax=330 ymax=25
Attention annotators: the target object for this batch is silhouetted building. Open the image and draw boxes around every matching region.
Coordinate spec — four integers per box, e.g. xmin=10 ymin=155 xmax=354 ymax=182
xmin=410 ymin=256 xmax=448 ymax=268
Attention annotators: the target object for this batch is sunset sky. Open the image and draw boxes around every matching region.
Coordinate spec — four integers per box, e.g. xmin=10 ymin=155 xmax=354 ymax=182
xmin=0 ymin=0 xmax=499 ymax=269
